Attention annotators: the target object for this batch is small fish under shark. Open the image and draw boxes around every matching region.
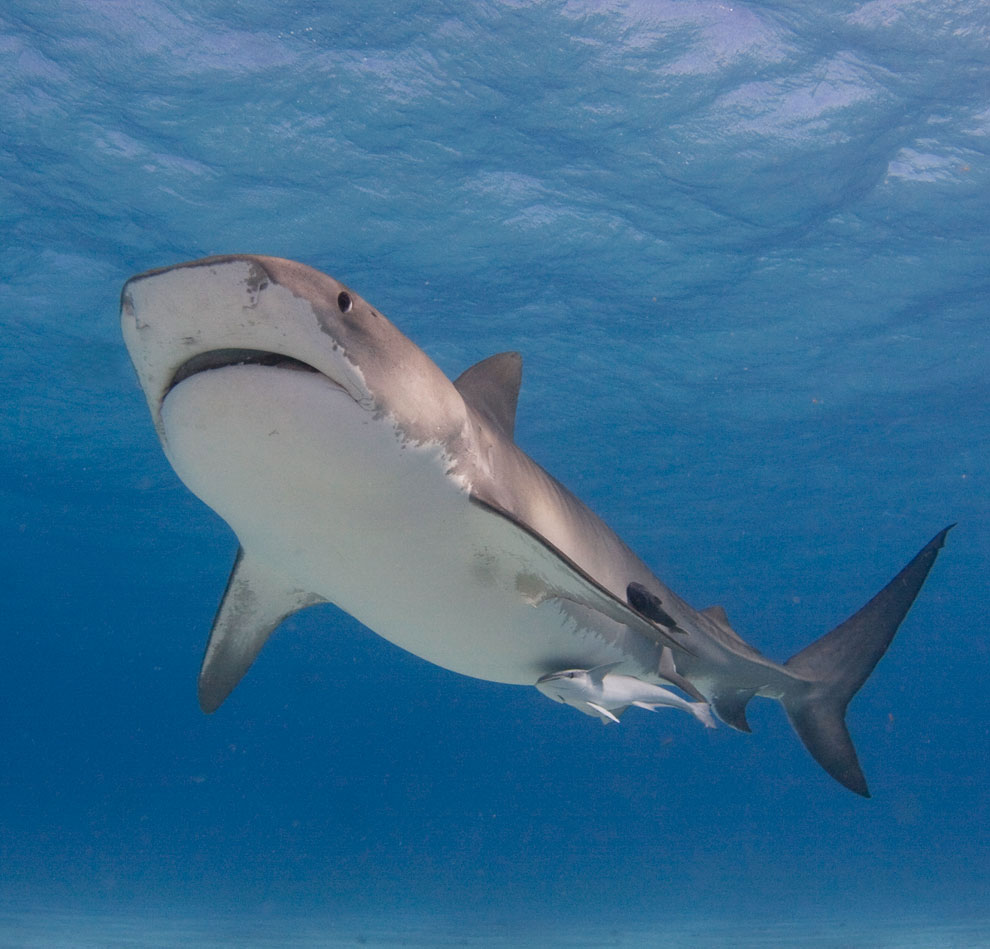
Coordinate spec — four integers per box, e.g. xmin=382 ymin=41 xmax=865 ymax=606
xmin=121 ymin=254 xmax=952 ymax=797
xmin=536 ymin=662 xmax=716 ymax=728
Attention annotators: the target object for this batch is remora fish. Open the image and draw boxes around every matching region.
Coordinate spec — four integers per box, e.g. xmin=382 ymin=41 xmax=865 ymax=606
xmin=536 ymin=662 xmax=717 ymax=728
xmin=121 ymin=255 xmax=951 ymax=796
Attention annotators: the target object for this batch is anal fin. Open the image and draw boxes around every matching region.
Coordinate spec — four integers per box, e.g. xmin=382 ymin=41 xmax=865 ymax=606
xmin=711 ymin=688 xmax=758 ymax=732
xmin=198 ymin=549 xmax=324 ymax=713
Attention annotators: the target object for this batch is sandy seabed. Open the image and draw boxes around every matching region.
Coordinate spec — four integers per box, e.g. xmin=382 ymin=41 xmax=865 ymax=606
xmin=0 ymin=909 xmax=988 ymax=948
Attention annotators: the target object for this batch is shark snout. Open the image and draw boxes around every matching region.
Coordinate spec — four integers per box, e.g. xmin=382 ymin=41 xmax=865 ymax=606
xmin=121 ymin=256 xmax=376 ymax=430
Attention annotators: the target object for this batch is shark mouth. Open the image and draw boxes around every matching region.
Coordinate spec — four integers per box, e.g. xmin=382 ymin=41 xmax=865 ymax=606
xmin=166 ymin=348 xmax=333 ymax=403
xmin=165 ymin=347 xmax=374 ymax=411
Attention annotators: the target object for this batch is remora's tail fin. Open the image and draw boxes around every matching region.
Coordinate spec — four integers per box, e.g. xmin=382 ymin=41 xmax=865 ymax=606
xmin=782 ymin=525 xmax=954 ymax=797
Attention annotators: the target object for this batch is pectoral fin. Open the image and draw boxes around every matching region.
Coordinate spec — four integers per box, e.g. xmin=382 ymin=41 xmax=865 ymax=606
xmin=198 ymin=549 xmax=324 ymax=713
xmin=587 ymin=702 xmax=622 ymax=724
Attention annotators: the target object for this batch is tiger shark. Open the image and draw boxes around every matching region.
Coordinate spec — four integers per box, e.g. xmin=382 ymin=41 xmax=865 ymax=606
xmin=121 ymin=254 xmax=951 ymax=796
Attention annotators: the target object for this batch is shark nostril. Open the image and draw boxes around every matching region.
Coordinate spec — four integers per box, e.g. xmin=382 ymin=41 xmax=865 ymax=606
xmin=337 ymin=291 xmax=352 ymax=313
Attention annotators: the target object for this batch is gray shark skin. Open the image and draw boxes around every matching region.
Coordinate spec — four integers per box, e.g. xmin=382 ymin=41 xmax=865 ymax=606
xmin=121 ymin=255 xmax=952 ymax=797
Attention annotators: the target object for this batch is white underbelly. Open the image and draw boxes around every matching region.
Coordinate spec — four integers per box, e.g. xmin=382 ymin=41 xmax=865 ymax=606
xmin=159 ymin=365 xmax=633 ymax=684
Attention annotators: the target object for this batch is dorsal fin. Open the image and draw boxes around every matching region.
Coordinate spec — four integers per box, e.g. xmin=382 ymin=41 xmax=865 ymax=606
xmin=701 ymin=605 xmax=732 ymax=628
xmin=588 ymin=660 xmax=624 ymax=686
xmin=453 ymin=352 xmax=522 ymax=440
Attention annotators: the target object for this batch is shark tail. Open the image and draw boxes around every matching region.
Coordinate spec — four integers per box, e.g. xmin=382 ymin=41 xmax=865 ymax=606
xmin=781 ymin=525 xmax=953 ymax=797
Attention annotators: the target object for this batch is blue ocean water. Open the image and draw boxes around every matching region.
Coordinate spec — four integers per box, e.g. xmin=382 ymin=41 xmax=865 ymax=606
xmin=1 ymin=0 xmax=988 ymax=944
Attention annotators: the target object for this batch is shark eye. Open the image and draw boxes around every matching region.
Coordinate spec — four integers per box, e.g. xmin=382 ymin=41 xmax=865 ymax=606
xmin=337 ymin=291 xmax=352 ymax=313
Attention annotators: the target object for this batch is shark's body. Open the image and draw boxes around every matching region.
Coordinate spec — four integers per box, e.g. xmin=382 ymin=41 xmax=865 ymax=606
xmin=121 ymin=255 xmax=951 ymax=796
xmin=536 ymin=663 xmax=717 ymax=728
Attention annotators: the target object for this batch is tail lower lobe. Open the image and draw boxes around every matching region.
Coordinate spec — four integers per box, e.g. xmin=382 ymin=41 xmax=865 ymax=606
xmin=782 ymin=525 xmax=954 ymax=796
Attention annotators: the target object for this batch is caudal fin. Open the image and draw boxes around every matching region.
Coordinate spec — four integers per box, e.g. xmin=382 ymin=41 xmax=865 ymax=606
xmin=782 ymin=525 xmax=953 ymax=796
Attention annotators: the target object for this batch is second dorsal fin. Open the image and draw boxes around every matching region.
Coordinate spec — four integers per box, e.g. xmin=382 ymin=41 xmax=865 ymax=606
xmin=701 ymin=605 xmax=732 ymax=628
xmin=453 ymin=351 xmax=522 ymax=440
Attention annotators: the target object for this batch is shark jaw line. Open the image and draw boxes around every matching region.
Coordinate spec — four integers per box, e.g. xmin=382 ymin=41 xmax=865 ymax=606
xmin=165 ymin=348 xmax=362 ymax=408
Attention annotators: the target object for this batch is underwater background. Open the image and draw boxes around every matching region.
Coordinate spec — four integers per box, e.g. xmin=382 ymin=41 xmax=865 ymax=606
xmin=1 ymin=0 xmax=987 ymax=945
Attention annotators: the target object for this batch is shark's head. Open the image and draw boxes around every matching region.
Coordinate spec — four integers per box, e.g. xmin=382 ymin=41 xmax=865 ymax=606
xmin=121 ymin=255 xmax=469 ymax=450
xmin=535 ymin=668 xmax=594 ymax=704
